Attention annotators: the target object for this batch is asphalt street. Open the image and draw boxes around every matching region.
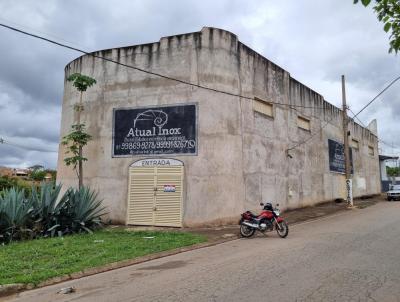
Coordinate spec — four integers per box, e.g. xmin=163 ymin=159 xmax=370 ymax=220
xmin=6 ymin=201 xmax=400 ymax=302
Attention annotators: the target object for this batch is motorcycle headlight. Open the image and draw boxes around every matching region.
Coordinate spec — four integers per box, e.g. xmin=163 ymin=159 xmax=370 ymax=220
xmin=274 ymin=210 xmax=280 ymax=216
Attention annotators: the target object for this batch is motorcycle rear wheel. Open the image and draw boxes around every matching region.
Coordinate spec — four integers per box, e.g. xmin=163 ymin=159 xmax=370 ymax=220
xmin=276 ymin=221 xmax=289 ymax=238
xmin=240 ymin=224 xmax=256 ymax=238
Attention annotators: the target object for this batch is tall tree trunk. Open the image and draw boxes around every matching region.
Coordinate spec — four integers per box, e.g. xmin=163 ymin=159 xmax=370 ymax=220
xmin=77 ymin=91 xmax=82 ymax=124
xmin=78 ymin=91 xmax=83 ymax=189
xmin=79 ymin=146 xmax=83 ymax=189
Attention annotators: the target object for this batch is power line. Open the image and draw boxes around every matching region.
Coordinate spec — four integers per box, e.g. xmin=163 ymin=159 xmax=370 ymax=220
xmin=347 ymin=75 xmax=400 ymax=159
xmin=4 ymin=141 xmax=57 ymax=153
xmin=348 ymin=107 xmax=400 ymax=151
xmin=286 ymin=115 xmax=336 ymax=151
xmin=348 ymin=107 xmax=367 ymax=127
xmin=4 ymin=22 xmax=398 ymax=154
xmin=379 ymin=139 xmax=400 ymax=150
xmin=287 ymin=101 xmax=381 ymax=152
xmin=289 ymin=105 xmax=323 ymax=121
xmin=347 ymin=111 xmax=400 ymax=151
xmin=0 ymin=22 xmax=330 ymax=110
xmin=0 ymin=137 xmax=57 ymax=153
xmin=0 ymin=17 xmax=88 ymax=51
xmin=351 ymin=75 xmax=400 ymax=120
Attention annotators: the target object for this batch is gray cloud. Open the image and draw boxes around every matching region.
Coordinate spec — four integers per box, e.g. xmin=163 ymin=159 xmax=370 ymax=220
xmin=241 ymin=0 xmax=400 ymax=152
xmin=0 ymin=0 xmax=399 ymax=168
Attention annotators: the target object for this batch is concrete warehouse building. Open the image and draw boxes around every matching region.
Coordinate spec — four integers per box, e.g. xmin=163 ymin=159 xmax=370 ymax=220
xmin=57 ymin=27 xmax=380 ymax=227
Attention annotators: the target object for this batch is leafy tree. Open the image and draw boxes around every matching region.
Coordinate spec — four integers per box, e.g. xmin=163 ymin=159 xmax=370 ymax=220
xmin=30 ymin=170 xmax=47 ymax=181
xmin=62 ymin=73 xmax=96 ymax=189
xmin=45 ymin=169 xmax=57 ymax=181
xmin=386 ymin=165 xmax=400 ymax=176
xmin=354 ymin=0 xmax=400 ymax=53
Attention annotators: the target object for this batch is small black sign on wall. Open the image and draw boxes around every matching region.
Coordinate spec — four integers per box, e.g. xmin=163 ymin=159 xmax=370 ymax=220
xmin=113 ymin=104 xmax=197 ymax=157
xmin=328 ymin=139 xmax=353 ymax=174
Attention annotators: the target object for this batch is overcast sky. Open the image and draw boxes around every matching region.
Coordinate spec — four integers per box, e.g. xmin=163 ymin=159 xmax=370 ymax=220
xmin=0 ymin=0 xmax=399 ymax=169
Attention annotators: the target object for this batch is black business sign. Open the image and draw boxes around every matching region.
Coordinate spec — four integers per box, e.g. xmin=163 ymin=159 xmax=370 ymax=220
xmin=113 ymin=104 xmax=197 ymax=157
xmin=328 ymin=139 xmax=353 ymax=174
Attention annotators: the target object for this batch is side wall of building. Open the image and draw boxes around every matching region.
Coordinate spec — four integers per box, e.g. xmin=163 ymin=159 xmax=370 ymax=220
xmin=205 ymin=32 xmax=380 ymax=212
xmin=236 ymin=42 xmax=379 ymax=210
xmin=233 ymin=27 xmax=378 ymax=211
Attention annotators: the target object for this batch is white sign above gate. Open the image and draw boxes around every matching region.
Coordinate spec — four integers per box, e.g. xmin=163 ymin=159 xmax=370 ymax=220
xmin=131 ymin=158 xmax=183 ymax=167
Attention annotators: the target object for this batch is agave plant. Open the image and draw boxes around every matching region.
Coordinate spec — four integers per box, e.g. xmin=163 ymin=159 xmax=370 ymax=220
xmin=0 ymin=188 xmax=34 ymax=243
xmin=30 ymin=183 xmax=69 ymax=237
xmin=0 ymin=184 xmax=107 ymax=243
xmin=64 ymin=187 xmax=106 ymax=234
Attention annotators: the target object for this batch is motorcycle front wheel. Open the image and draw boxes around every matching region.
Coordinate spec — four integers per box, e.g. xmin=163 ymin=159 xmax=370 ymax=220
xmin=276 ymin=221 xmax=289 ymax=238
xmin=239 ymin=224 xmax=255 ymax=238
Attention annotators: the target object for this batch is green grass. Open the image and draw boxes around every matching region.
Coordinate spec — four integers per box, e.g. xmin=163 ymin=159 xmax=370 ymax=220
xmin=0 ymin=228 xmax=206 ymax=285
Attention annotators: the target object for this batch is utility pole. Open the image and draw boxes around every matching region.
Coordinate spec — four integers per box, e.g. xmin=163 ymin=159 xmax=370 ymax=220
xmin=342 ymin=75 xmax=353 ymax=207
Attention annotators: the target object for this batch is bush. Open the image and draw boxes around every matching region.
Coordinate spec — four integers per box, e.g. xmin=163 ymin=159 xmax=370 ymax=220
xmin=0 ymin=176 xmax=35 ymax=197
xmin=15 ymin=179 xmax=34 ymax=197
xmin=0 ymin=176 xmax=18 ymax=191
xmin=0 ymin=184 xmax=106 ymax=244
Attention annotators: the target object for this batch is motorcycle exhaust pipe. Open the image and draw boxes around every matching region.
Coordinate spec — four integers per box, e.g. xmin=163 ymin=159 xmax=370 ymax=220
xmin=241 ymin=221 xmax=259 ymax=229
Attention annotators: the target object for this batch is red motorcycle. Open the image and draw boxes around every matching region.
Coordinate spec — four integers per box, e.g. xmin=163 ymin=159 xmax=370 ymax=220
xmin=239 ymin=202 xmax=289 ymax=238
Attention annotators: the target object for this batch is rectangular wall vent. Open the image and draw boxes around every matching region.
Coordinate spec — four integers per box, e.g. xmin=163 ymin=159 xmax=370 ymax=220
xmin=368 ymin=146 xmax=375 ymax=156
xmin=253 ymin=98 xmax=273 ymax=118
xmin=351 ymin=139 xmax=359 ymax=150
xmin=297 ymin=116 xmax=311 ymax=131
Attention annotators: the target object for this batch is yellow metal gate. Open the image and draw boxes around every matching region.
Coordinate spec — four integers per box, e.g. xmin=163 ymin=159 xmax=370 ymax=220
xmin=127 ymin=162 xmax=183 ymax=227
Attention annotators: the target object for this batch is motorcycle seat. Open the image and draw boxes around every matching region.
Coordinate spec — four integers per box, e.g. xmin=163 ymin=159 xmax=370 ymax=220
xmin=247 ymin=211 xmax=258 ymax=218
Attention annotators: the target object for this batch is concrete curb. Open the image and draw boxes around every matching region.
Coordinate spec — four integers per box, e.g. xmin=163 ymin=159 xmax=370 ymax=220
xmin=1 ymin=199 xmax=381 ymax=298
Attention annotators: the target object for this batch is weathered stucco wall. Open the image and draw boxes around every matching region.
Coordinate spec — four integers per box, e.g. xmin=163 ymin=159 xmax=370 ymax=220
xmin=57 ymin=27 xmax=380 ymax=226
